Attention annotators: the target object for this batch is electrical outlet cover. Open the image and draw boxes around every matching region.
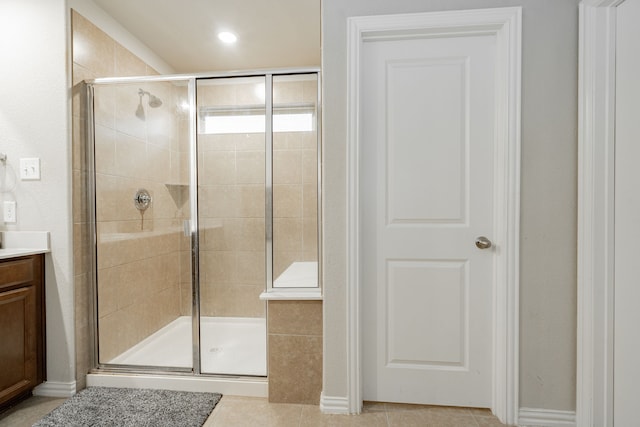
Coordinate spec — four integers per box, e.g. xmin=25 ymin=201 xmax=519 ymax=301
xmin=3 ymin=201 xmax=16 ymax=223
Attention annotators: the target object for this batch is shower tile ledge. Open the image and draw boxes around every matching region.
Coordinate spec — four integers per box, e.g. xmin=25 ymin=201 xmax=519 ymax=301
xmin=259 ymin=289 xmax=322 ymax=300
xmin=0 ymin=231 xmax=50 ymax=259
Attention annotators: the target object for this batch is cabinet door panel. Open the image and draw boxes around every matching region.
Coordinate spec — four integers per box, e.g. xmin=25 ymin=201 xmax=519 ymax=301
xmin=0 ymin=286 xmax=37 ymax=402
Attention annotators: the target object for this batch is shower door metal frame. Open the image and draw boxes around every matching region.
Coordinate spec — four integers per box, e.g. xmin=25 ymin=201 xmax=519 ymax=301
xmin=85 ymin=67 xmax=322 ymax=377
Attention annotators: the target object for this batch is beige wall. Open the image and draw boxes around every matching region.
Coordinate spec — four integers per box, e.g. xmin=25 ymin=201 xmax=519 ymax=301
xmin=322 ymin=0 xmax=578 ymax=412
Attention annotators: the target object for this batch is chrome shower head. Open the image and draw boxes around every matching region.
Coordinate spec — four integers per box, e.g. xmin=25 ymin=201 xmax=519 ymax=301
xmin=138 ymin=88 xmax=163 ymax=108
xmin=148 ymin=94 xmax=162 ymax=108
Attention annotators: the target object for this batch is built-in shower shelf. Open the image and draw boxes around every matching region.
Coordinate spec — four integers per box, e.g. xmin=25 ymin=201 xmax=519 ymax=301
xmin=164 ymin=183 xmax=189 ymax=209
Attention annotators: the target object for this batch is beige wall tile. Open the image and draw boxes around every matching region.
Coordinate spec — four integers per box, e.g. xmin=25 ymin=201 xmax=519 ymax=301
xmin=303 ymin=218 xmax=318 ymax=256
xmin=146 ymin=144 xmax=171 ymax=182
xmin=268 ymin=334 xmax=322 ymax=404
xmin=233 ymin=218 xmax=265 ymax=252
xmin=302 ymin=149 xmax=318 ymax=185
xmin=273 ymin=150 xmax=302 ymax=184
xmin=72 ymin=115 xmax=85 ymax=172
xmin=96 ymin=267 xmax=117 ymax=318
xmin=72 ymin=170 xmax=88 ymax=225
xmin=115 ymin=132 xmax=147 ymax=179
xmin=72 ymin=64 xmax=95 ymax=120
xmin=180 ymin=281 xmax=193 ymax=316
xmin=71 ymin=11 xmax=115 ymax=77
xmin=74 ymin=273 xmax=91 ymax=336
xmin=274 ymin=185 xmax=302 ymax=218
xmin=73 ymin=222 xmax=89 ymax=277
xmin=200 ymin=219 xmax=232 ymax=251
xmin=201 ymin=151 xmax=236 ymax=185
xmin=236 ymin=251 xmax=266 ymax=285
xmin=268 ymin=301 xmax=322 ymax=336
xmin=302 ymin=184 xmax=318 ymax=219
xmin=200 ymin=250 xmax=237 ymax=284
xmin=115 ymin=42 xmax=147 ymax=77
xmin=93 ymin=85 xmax=116 ymax=129
xmin=236 ymin=151 xmax=265 ymax=184
xmin=274 ymin=218 xmax=303 ymax=253
xmin=236 ymin=185 xmax=265 ymax=218
xmin=235 ymin=133 xmax=265 ymax=151
xmin=198 ymin=133 xmax=236 ymax=152
xmin=94 ymin=124 xmax=116 ymax=175
xmin=199 ymin=185 xmax=238 ymax=218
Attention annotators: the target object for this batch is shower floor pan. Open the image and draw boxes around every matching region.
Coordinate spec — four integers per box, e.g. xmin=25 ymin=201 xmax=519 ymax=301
xmin=108 ymin=316 xmax=266 ymax=376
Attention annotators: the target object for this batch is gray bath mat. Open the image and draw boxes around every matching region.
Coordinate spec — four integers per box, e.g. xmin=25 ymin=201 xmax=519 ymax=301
xmin=33 ymin=387 xmax=222 ymax=427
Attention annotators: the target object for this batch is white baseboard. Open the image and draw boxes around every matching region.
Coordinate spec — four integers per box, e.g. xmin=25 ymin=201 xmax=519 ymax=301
xmin=518 ymin=408 xmax=576 ymax=427
xmin=33 ymin=381 xmax=77 ymax=398
xmin=319 ymin=393 xmax=350 ymax=414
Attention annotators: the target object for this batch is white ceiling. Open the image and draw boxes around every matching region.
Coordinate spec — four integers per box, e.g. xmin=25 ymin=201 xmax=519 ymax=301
xmin=92 ymin=0 xmax=321 ymax=73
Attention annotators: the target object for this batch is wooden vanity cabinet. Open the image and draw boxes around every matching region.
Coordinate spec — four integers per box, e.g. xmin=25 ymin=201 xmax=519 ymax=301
xmin=0 ymin=254 xmax=45 ymax=411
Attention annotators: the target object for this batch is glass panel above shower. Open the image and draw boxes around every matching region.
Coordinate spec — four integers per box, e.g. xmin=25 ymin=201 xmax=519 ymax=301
xmin=272 ymin=74 xmax=320 ymax=288
xmin=196 ymin=76 xmax=268 ymax=376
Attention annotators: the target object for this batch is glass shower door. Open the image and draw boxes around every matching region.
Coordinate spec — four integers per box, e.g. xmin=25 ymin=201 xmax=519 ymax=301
xmin=196 ymin=76 xmax=267 ymax=376
xmin=92 ymin=79 xmax=194 ymax=370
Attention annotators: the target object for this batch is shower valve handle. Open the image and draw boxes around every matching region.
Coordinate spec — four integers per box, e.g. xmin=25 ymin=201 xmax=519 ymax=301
xmin=134 ymin=189 xmax=152 ymax=211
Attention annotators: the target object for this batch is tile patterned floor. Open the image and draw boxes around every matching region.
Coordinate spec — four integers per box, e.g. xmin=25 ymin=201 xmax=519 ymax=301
xmin=0 ymin=394 xmax=511 ymax=426
xmin=0 ymin=396 xmax=67 ymax=427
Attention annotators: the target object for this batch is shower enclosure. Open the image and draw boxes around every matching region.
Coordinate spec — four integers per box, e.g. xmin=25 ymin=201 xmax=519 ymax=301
xmin=86 ymin=69 xmax=320 ymax=379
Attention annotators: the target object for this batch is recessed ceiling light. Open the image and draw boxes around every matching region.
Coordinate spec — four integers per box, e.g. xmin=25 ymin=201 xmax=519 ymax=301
xmin=218 ymin=31 xmax=237 ymax=44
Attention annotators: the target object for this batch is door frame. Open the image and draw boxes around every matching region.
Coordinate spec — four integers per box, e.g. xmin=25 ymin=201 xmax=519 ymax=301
xmin=345 ymin=7 xmax=522 ymax=425
xmin=577 ymin=1 xmax=626 ymax=426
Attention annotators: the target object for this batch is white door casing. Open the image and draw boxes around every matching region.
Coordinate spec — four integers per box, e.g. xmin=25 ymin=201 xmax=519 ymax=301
xmin=344 ymin=7 xmax=521 ymax=425
xmin=577 ymin=1 xmax=625 ymax=426
xmin=612 ymin=0 xmax=640 ymax=425
xmin=361 ymin=34 xmax=496 ymax=407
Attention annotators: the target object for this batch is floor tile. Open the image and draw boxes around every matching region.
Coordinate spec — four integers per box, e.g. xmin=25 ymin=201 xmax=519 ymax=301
xmin=205 ymin=396 xmax=302 ymax=427
xmin=300 ymin=404 xmax=388 ymax=426
xmin=0 ymin=396 xmax=66 ymax=427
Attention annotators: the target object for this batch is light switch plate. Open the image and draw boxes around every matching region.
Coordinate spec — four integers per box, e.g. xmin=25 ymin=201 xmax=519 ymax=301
xmin=20 ymin=158 xmax=40 ymax=180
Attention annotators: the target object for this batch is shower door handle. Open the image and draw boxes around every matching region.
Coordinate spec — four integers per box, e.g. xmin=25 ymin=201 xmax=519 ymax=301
xmin=183 ymin=220 xmax=191 ymax=237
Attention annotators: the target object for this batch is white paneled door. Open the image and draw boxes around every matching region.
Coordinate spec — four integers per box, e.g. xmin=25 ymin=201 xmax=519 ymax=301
xmin=614 ymin=0 xmax=640 ymax=424
xmin=361 ymin=33 xmax=497 ymax=407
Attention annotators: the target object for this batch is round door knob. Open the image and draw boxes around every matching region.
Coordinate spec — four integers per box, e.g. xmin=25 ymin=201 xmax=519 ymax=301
xmin=475 ymin=236 xmax=492 ymax=249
